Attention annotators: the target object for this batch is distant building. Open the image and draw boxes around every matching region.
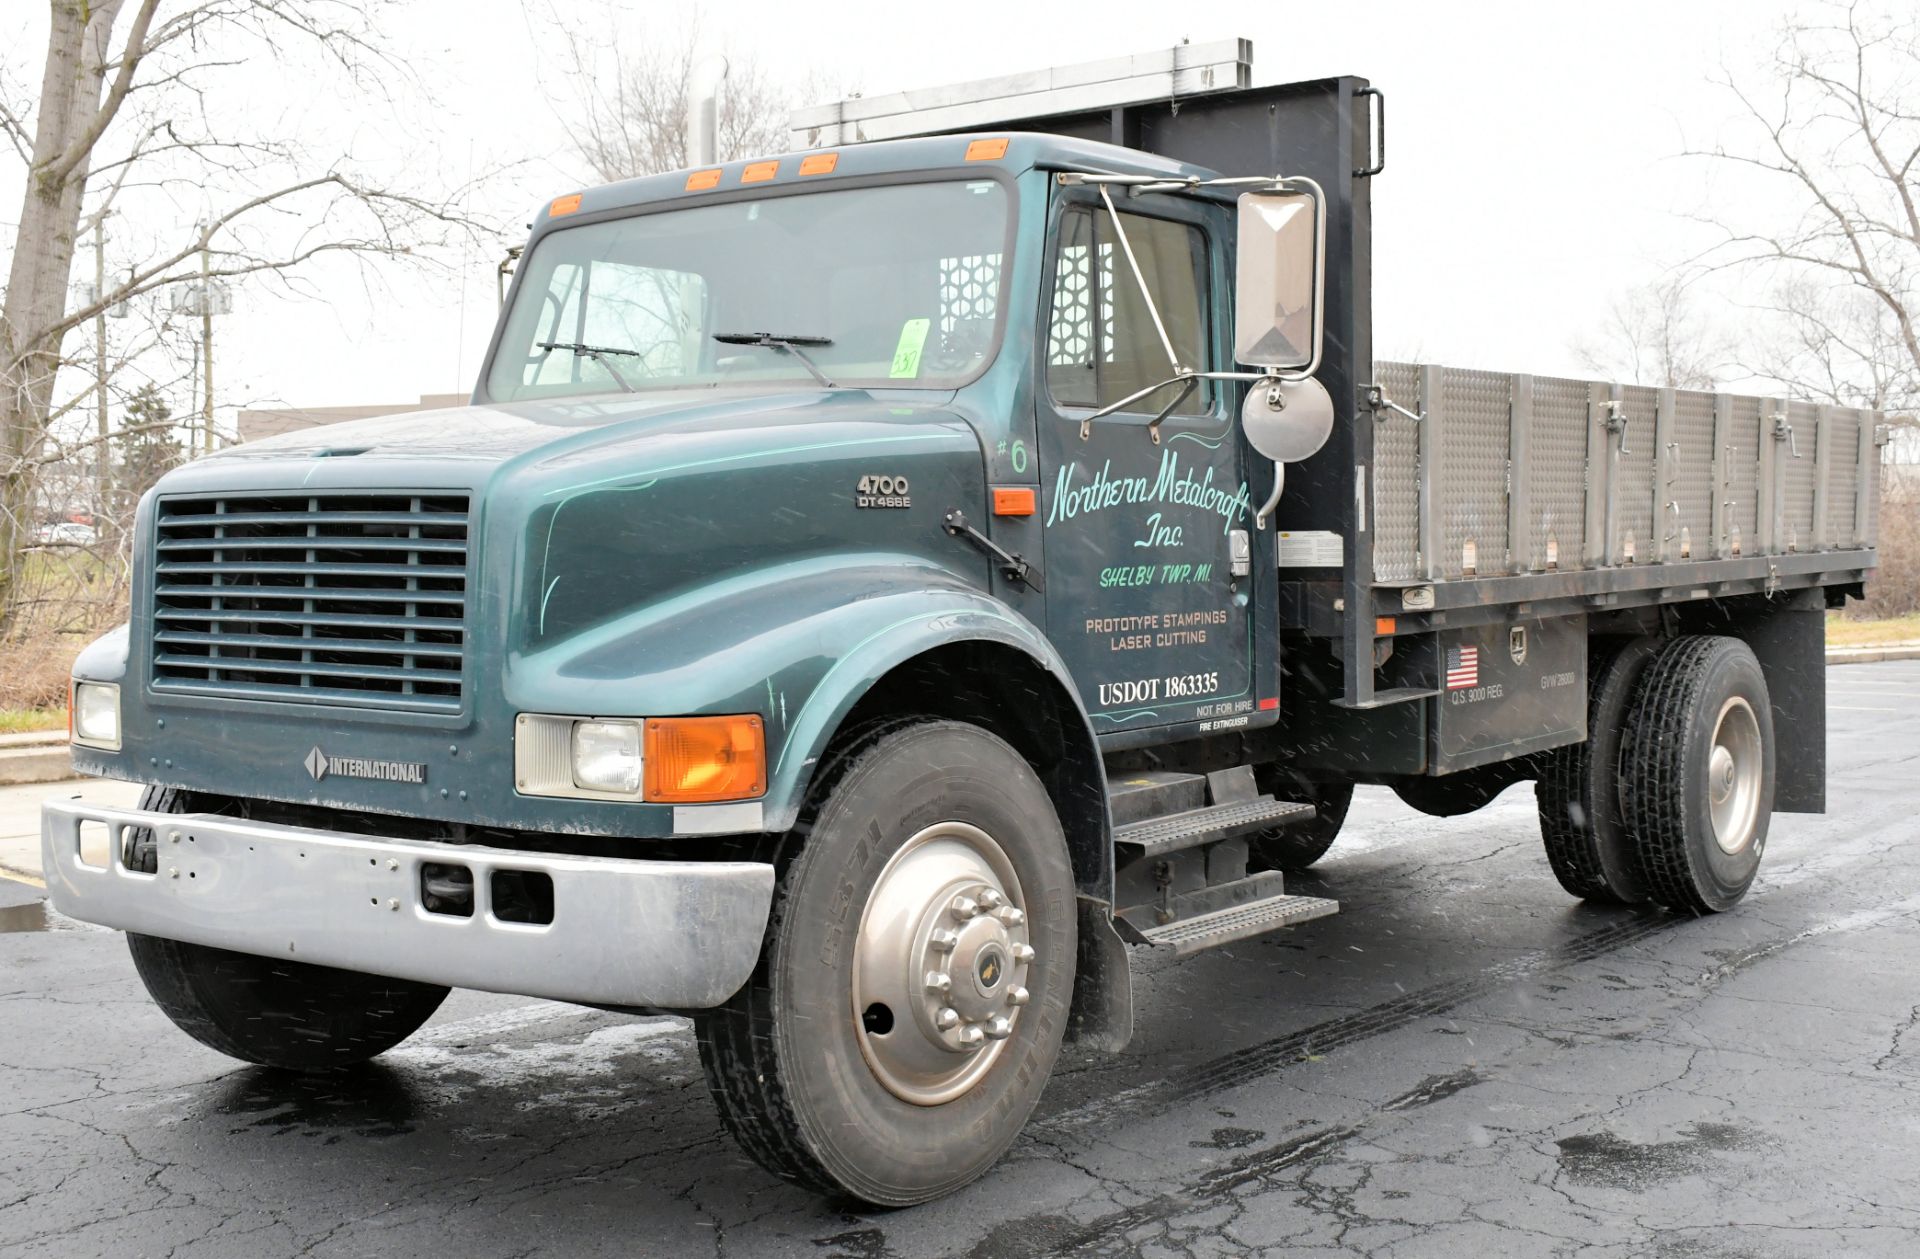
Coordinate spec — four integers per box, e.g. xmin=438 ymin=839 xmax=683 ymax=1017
xmin=236 ymin=393 xmax=469 ymax=443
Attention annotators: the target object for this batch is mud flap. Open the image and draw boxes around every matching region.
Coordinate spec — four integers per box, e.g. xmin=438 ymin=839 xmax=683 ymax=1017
xmin=1067 ymin=896 xmax=1133 ymax=1053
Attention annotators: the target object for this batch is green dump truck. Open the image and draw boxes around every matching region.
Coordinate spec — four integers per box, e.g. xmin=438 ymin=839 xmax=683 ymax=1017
xmin=44 ymin=41 xmax=1883 ymax=1205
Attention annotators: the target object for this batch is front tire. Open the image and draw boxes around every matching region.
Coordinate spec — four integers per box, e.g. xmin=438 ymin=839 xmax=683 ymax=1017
xmin=694 ymin=721 xmax=1076 ymax=1206
xmin=1618 ymin=636 xmax=1775 ymax=914
xmin=125 ymin=786 xmax=449 ymax=1070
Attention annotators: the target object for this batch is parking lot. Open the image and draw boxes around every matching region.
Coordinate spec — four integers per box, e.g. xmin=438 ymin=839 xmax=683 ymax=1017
xmin=3 ymin=659 xmax=1918 ymax=1258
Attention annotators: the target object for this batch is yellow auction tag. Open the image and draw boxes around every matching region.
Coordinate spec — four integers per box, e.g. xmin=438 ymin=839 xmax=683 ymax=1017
xmin=890 ymin=318 xmax=931 ymax=379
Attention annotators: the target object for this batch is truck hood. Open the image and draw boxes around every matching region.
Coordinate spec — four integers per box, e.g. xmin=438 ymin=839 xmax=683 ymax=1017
xmin=210 ymin=387 xmax=938 ymax=467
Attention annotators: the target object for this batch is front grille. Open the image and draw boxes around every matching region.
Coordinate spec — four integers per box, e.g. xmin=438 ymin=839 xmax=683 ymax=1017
xmin=150 ymin=491 xmax=470 ymax=713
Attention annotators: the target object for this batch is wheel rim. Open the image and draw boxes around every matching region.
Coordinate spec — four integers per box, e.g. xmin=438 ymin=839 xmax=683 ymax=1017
xmin=1708 ymin=696 xmax=1764 ymax=855
xmin=850 ymin=821 xmax=1034 ymax=1106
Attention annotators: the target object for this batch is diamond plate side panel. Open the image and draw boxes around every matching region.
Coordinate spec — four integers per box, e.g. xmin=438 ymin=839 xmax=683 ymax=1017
xmin=1672 ymin=390 xmax=1715 ymax=560
xmin=1615 ymin=385 xmax=1659 ymax=564
xmin=1437 ymin=368 xmax=1511 ymax=578
xmin=1724 ymin=396 xmax=1763 ymax=556
xmin=1865 ymin=423 xmax=1884 ymax=546
xmin=1784 ymin=400 xmax=1820 ymax=551
xmin=1825 ymin=408 xmax=1860 ymax=546
xmin=1372 ymin=360 xmax=1421 ymax=582
xmin=1527 ymin=376 xmax=1590 ymax=571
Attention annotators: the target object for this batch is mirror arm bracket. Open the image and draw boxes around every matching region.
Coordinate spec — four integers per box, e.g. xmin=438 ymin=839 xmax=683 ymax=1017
xmin=1362 ymin=382 xmax=1425 ymax=423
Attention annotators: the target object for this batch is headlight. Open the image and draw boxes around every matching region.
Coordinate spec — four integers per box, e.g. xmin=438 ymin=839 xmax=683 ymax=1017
xmin=72 ymin=681 xmax=121 ymax=750
xmin=569 ymin=720 xmax=642 ymax=795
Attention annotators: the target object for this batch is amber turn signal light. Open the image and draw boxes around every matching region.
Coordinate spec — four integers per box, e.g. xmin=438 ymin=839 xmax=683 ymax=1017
xmin=991 ymin=486 xmax=1035 ymax=516
xmin=644 ymin=715 xmax=766 ymax=803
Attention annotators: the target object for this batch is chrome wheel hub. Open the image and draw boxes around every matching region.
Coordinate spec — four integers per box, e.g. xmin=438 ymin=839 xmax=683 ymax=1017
xmin=851 ymin=822 xmax=1034 ymax=1105
xmin=1708 ymin=696 xmax=1763 ymax=855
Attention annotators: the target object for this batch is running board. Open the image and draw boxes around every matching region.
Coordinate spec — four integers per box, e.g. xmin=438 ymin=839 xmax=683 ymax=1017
xmin=1114 ymin=797 xmax=1315 ymax=859
xmin=1135 ymin=891 xmax=1340 ymax=956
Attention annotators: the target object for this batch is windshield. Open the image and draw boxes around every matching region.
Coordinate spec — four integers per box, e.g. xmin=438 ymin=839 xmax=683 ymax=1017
xmin=486 ymin=179 xmax=1010 ymax=401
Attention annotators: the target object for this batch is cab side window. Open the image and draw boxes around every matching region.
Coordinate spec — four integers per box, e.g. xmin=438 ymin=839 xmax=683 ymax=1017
xmin=1045 ymin=206 xmax=1211 ymax=414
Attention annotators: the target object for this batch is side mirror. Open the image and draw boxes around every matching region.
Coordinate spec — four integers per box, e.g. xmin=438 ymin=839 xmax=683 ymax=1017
xmin=1233 ymin=184 xmax=1326 ymax=376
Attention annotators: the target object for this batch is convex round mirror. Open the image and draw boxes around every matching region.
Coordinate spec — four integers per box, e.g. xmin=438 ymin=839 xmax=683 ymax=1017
xmin=1241 ymin=376 xmax=1334 ymax=464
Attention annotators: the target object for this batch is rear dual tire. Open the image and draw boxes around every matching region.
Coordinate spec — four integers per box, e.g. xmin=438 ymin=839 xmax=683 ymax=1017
xmin=1618 ymin=636 xmax=1774 ymax=914
xmin=1538 ymin=635 xmax=1773 ymax=914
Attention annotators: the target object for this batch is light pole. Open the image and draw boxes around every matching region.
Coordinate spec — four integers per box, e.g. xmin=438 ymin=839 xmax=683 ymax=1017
xmin=93 ymin=212 xmax=110 ymax=517
xmin=172 ymin=226 xmax=230 ymax=455
xmin=200 ymin=228 xmax=213 ymax=456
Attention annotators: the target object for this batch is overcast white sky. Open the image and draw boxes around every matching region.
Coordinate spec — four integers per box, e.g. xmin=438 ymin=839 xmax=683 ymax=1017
xmin=7 ymin=0 xmax=1815 ymax=428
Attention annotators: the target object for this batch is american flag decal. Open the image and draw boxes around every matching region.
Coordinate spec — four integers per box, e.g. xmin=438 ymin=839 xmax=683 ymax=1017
xmin=1445 ymin=645 xmax=1480 ymax=690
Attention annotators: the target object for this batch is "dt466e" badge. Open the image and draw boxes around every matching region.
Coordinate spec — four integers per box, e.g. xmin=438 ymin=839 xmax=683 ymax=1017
xmin=855 ymin=474 xmax=911 ymax=509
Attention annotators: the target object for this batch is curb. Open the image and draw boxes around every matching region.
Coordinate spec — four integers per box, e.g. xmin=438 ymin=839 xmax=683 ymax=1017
xmin=0 ymin=742 xmax=72 ymax=787
xmin=1826 ymin=645 xmax=1920 ymax=666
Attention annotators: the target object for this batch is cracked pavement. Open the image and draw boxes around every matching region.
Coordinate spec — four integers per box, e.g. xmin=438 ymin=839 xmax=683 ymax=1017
xmin=3 ymin=659 xmax=1918 ymax=1258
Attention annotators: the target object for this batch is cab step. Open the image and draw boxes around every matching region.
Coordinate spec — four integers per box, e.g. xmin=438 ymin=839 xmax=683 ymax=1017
xmin=1114 ymin=797 xmax=1315 ymax=859
xmin=1135 ymin=889 xmax=1340 ymax=955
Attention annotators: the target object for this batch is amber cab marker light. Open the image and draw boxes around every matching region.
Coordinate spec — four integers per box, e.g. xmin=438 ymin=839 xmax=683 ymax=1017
xmin=991 ymin=486 xmax=1036 ymax=517
xmin=548 ymin=193 xmax=583 ymax=218
xmin=685 ymin=168 xmax=723 ymax=192
xmin=965 ymin=137 xmax=1009 ymax=161
xmin=798 ymin=152 xmax=839 ymax=175
xmin=741 ymin=160 xmax=779 ymax=184
xmin=644 ymin=715 xmax=766 ymax=803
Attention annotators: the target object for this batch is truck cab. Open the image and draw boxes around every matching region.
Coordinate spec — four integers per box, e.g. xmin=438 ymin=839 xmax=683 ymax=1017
xmin=43 ymin=42 xmax=1879 ymax=1208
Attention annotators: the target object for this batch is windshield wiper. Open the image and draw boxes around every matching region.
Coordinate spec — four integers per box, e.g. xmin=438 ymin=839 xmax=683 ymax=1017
xmin=536 ymin=340 xmax=641 ymax=393
xmin=712 ymin=331 xmax=836 ymax=388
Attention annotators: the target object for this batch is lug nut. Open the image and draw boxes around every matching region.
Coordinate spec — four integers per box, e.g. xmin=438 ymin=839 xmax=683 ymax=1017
xmin=928 ymin=928 xmax=958 ymax=952
xmin=994 ymin=906 xmax=1026 ymax=927
xmin=935 ymin=1007 xmax=960 ymax=1030
xmin=949 ymin=895 xmax=980 ymax=921
xmin=984 ymin=1016 xmax=1014 ymax=1041
xmin=977 ymin=887 xmax=1005 ymax=910
xmin=924 ymin=970 xmax=952 ymax=994
xmin=1010 ymin=943 xmax=1036 ymax=964
xmin=957 ymin=1025 xmax=985 ymax=1048
xmin=1006 ymin=985 xmax=1029 ymax=1007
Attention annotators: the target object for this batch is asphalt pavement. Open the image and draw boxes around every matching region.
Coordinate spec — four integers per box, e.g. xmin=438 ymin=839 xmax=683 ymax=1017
xmin=3 ymin=660 xmax=1919 ymax=1258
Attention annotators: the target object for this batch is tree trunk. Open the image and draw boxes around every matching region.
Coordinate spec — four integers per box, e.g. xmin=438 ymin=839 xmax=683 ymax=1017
xmin=0 ymin=0 xmax=125 ymax=633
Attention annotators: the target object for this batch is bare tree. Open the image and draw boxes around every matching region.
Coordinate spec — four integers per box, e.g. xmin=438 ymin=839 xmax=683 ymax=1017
xmin=1574 ymin=274 xmax=1734 ymax=390
xmin=1688 ymin=1 xmax=1918 ymax=433
xmin=0 ymin=0 xmax=481 ymax=636
xmin=541 ymin=6 xmax=813 ymax=183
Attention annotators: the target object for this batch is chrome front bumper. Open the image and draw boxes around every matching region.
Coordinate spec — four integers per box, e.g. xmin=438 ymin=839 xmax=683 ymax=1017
xmin=41 ymin=798 xmax=775 ymax=1009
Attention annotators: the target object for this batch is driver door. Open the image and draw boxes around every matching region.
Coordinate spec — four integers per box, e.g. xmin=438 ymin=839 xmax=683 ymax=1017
xmin=1035 ymin=191 xmax=1255 ymax=737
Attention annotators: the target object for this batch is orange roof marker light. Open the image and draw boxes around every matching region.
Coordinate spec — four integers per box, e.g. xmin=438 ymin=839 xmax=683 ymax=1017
xmin=548 ymin=193 xmax=583 ymax=218
xmin=741 ymin=160 xmax=779 ymax=183
xmin=685 ymin=168 xmax=723 ymax=192
xmin=798 ymin=152 xmax=839 ymax=175
xmin=965 ymin=137 xmax=1009 ymax=162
